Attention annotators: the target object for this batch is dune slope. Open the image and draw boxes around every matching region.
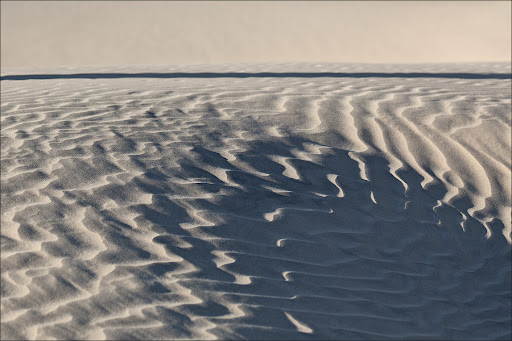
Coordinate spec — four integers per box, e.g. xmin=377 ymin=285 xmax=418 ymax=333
xmin=1 ymin=63 xmax=511 ymax=340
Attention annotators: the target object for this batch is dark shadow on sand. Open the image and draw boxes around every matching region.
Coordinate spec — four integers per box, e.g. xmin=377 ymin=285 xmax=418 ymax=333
xmin=1 ymin=72 xmax=511 ymax=81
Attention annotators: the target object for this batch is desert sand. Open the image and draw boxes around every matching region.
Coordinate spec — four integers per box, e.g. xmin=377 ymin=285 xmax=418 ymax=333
xmin=1 ymin=63 xmax=511 ymax=339
xmin=2 ymin=2 xmax=511 ymax=67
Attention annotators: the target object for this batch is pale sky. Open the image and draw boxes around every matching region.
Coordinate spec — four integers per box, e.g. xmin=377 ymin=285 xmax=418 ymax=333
xmin=1 ymin=1 xmax=510 ymax=67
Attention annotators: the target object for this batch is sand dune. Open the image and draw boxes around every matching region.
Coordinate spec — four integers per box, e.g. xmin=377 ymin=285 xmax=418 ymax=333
xmin=1 ymin=63 xmax=511 ymax=340
xmin=2 ymin=2 xmax=511 ymax=66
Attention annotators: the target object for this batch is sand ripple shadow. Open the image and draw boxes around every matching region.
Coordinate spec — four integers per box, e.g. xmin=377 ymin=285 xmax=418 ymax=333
xmin=1 ymin=69 xmax=510 ymax=340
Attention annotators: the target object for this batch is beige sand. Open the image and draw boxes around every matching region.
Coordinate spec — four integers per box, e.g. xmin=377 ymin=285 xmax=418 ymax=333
xmin=1 ymin=63 xmax=511 ymax=339
xmin=1 ymin=1 xmax=511 ymax=67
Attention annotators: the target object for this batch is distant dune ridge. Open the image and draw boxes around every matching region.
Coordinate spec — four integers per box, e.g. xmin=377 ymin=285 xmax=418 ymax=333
xmin=1 ymin=2 xmax=511 ymax=66
xmin=1 ymin=63 xmax=511 ymax=339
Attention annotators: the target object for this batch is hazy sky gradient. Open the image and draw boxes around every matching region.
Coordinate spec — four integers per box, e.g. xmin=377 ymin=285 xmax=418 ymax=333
xmin=1 ymin=1 xmax=510 ymax=67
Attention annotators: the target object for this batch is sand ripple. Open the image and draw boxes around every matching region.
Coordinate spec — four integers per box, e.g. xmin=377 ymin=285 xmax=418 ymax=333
xmin=1 ymin=63 xmax=511 ymax=339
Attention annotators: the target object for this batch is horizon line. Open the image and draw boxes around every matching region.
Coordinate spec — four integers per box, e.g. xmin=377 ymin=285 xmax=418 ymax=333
xmin=2 ymin=72 xmax=511 ymax=81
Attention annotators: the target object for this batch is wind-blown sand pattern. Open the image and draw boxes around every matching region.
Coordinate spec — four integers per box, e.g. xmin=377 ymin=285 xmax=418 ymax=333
xmin=1 ymin=63 xmax=511 ymax=340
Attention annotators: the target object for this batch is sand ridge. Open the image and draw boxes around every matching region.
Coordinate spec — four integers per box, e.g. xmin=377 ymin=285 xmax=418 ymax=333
xmin=1 ymin=63 xmax=511 ymax=339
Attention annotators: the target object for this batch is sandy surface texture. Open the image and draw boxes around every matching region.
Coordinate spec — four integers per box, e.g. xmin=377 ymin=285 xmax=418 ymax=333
xmin=1 ymin=63 xmax=511 ymax=340
xmin=2 ymin=2 xmax=511 ymax=66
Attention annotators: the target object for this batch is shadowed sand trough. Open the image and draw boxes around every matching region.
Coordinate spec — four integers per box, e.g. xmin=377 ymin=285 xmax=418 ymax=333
xmin=1 ymin=63 xmax=511 ymax=339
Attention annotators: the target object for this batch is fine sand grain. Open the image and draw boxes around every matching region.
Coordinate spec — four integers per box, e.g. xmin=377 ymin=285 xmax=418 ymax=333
xmin=1 ymin=63 xmax=511 ymax=339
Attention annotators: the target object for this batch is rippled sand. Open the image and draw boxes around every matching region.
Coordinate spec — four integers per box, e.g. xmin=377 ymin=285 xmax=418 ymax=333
xmin=1 ymin=63 xmax=511 ymax=340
